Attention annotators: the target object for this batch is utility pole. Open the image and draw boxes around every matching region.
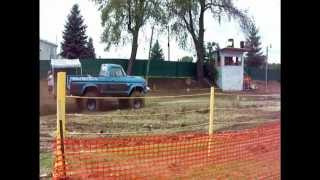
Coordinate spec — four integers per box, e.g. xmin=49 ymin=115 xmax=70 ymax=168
xmin=55 ymin=35 xmax=58 ymax=59
xmin=265 ymin=44 xmax=271 ymax=92
xmin=146 ymin=25 xmax=155 ymax=85
xmin=167 ymin=25 xmax=170 ymax=61
xmin=265 ymin=46 xmax=268 ymax=92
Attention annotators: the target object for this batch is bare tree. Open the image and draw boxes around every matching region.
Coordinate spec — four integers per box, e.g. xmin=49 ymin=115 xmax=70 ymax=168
xmin=93 ymin=0 xmax=166 ymax=75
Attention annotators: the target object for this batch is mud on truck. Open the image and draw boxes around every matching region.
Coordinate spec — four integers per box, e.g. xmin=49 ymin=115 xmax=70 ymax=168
xmin=67 ymin=64 xmax=150 ymax=111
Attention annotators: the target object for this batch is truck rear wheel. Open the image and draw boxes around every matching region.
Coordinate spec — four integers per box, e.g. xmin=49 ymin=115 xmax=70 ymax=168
xmin=129 ymin=90 xmax=145 ymax=109
xmin=75 ymin=98 xmax=83 ymax=111
xmin=83 ymin=91 xmax=101 ymax=112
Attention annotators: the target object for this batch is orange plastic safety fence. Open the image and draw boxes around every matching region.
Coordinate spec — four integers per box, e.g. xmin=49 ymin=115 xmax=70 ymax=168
xmin=53 ymin=121 xmax=280 ymax=179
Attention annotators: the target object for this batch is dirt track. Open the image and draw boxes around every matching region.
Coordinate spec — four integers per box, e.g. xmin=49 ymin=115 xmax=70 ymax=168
xmin=39 ymin=78 xmax=209 ymax=115
xmin=39 ymin=79 xmax=280 ymax=115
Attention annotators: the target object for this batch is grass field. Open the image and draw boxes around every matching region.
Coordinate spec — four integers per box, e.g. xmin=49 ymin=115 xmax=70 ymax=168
xmin=39 ymin=80 xmax=280 ymax=178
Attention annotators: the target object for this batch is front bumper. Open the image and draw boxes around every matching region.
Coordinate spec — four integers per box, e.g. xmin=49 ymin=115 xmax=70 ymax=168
xmin=143 ymin=86 xmax=150 ymax=94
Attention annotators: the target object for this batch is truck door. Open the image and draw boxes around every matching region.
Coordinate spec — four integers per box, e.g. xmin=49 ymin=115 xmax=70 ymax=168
xmin=108 ymin=67 xmax=130 ymax=95
xmin=99 ymin=66 xmax=114 ymax=95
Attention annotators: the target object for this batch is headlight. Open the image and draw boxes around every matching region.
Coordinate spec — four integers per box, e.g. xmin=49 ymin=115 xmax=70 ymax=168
xmin=146 ymin=86 xmax=150 ymax=91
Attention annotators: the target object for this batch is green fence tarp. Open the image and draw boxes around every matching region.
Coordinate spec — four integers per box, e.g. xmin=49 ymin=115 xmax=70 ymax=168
xmin=40 ymin=59 xmax=280 ymax=81
xmin=244 ymin=67 xmax=280 ymax=81
xmin=40 ymin=59 xmax=196 ymax=79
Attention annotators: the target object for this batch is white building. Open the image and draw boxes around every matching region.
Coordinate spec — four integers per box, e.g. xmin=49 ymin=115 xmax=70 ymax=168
xmin=216 ymin=47 xmax=248 ymax=91
xmin=40 ymin=39 xmax=58 ymax=60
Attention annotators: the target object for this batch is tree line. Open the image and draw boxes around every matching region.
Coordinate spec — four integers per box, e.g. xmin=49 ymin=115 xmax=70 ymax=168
xmin=61 ymin=1 xmax=267 ymax=82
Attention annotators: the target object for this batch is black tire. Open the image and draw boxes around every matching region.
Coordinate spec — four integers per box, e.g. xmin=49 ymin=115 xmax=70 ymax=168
xmin=129 ymin=90 xmax=145 ymax=109
xmin=82 ymin=91 xmax=101 ymax=112
xmin=118 ymin=99 xmax=129 ymax=109
xmin=75 ymin=98 xmax=83 ymax=111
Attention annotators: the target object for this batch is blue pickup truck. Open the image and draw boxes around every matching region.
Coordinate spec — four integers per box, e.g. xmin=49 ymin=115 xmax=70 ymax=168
xmin=67 ymin=64 xmax=149 ymax=111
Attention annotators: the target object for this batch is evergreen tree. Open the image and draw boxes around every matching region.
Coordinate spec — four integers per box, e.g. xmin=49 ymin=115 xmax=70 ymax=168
xmin=204 ymin=42 xmax=220 ymax=63
xmin=60 ymin=4 xmax=89 ymax=59
xmin=245 ymin=21 xmax=265 ymax=68
xmin=203 ymin=41 xmax=219 ymax=84
xmin=150 ymin=40 xmax=164 ymax=61
xmin=85 ymin=37 xmax=96 ymax=59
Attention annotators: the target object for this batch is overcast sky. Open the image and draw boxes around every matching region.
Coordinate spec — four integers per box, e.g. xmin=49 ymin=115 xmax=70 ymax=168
xmin=40 ymin=0 xmax=280 ymax=63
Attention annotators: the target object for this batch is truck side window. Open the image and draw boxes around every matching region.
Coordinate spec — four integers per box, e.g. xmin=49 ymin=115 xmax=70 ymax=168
xmin=100 ymin=66 xmax=110 ymax=76
xmin=110 ymin=68 xmax=124 ymax=77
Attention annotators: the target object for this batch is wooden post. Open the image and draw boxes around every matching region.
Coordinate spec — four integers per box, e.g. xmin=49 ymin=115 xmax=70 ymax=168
xmin=208 ymin=87 xmax=215 ymax=135
xmin=59 ymin=120 xmax=67 ymax=178
xmin=54 ymin=72 xmax=67 ymax=178
xmin=57 ymin=72 xmax=66 ymax=136
xmin=208 ymin=87 xmax=215 ymax=156
xmin=236 ymin=95 xmax=240 ymax=107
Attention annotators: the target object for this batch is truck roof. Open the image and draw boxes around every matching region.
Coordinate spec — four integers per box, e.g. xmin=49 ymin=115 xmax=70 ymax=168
xmin=101 ymin=64 xmax=122 ymax=68
xmin=51 ymin=59 xmax=82 ymax=69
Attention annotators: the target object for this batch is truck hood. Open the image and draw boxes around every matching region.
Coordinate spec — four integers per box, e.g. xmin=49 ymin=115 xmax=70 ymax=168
xmin=68 ymin=75 xmax=146 ymax=83
xmin=125 ymin=76 xmax=145 ymax=83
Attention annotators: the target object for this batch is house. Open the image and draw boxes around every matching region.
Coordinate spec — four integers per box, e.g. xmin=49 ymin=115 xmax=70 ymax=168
xmin=215 ymin=40 xmax=249 ymax=91
xmin=40 ymin=39 xmax=58 ymax=60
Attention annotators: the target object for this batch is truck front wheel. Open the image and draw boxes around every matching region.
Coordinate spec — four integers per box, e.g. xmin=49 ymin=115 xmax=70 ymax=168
xmin=83 ymin=91 xmax=100 ymax=112
xmin=129 ymin=90 xmax=145 ymax=109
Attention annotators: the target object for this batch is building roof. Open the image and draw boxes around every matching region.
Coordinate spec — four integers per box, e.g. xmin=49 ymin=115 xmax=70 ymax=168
xmin=40 ymin=39 xmax=58 ymax=47
xmin=51 ymin=59 xmax=81 ymax=69
xmin=220 ymin=47 xmax=250 ymax=53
